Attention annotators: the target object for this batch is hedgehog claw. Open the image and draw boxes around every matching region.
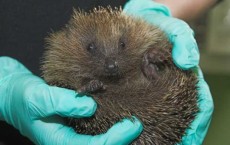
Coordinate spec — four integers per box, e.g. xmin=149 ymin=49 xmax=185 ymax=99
xmin=78 ymin=80 xmax=105 ymax=94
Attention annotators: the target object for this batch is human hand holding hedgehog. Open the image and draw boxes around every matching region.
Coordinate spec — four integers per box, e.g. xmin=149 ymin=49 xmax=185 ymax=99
xmin=124 ymin=0 xmax=214 ymax=144
xmin=0 ymin=0 xmax=213 ymax=145
xmin=0 ymin=57 xmax=143 ymax=145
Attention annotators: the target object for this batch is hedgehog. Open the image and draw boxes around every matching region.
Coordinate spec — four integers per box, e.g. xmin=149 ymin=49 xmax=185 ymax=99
xmin=41 ymin=8 xmax=198 ymax=145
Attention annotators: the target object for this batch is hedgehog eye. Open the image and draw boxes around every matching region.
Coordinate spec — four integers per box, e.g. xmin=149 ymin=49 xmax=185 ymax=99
xmin=87 ymin=43 xmax=97 ymax=52
xmin=120 ymin=42 xmax=125 ymax=49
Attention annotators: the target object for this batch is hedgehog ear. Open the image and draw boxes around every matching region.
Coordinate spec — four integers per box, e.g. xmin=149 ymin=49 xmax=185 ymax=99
xmin=141 ymin=50 xmax=167 ymax=80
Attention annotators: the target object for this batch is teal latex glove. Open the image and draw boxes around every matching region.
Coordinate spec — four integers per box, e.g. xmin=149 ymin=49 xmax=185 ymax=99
xmin=177 ymin=67 xmax=213 ymax=145
xmin=123 ymin=0 xmax=199 ymax=70
xmin=124 ymin=0 xmax=214 ymax=145
xmin=0 ymin=56 xmax=143 ymax=145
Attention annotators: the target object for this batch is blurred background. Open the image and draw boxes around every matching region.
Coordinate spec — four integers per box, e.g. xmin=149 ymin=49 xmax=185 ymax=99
xmin=191 ymin=1 xmax=230 ymax=144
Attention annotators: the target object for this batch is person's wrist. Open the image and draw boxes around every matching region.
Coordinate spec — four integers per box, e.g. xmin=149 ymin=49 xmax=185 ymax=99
xmin=0 ymin=56 xmax=31 ymax=77
xmin=0 ymin=78 xmax=8 ymax=121
xmin=0 ymin=75 xmax=15 ymax=123
xmin=0 ymin=56 xmax=32 ymax=121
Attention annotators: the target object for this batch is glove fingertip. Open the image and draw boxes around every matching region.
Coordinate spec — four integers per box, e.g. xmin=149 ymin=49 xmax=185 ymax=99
xmin=74 ymin=96 xmax=97 ymax=117
xmin=88 ymin=117 xmax=143 ymax=145
xmin=106 ymin=117 xmax=143 ymax=144
xmin=41 ymin=86 xmax=97 ymax=118
xmin=172 ymin=43 xmax=199 ymax=70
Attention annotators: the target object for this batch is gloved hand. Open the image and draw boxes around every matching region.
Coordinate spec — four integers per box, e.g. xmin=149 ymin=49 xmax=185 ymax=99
xmin=178 ymin=67 xmax=213 ymax=145
xmin=123 ymin=0 xmax=199 ymax=70
xmin=0 ymin=56 xmax=143 ymax=145
xmin=124 ymin=0 xmax=214 ymax=145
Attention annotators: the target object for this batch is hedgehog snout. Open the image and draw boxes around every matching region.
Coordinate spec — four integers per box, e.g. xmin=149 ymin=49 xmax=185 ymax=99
xmin=104 ymin=57 xmax=119 ymax=75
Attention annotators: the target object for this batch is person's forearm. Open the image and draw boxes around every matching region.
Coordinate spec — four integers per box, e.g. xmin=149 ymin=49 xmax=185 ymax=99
xmin=154 ymin=0 xmax=219 ymax=21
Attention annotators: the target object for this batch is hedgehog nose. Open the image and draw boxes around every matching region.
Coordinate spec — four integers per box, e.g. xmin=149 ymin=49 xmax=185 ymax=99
xmin=104 ymin=58 xmax=118 ymax=74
